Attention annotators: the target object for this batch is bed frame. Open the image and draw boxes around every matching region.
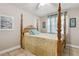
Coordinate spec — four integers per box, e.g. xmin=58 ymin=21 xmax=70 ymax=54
xmin=20 ymin=3 xmax=67 ymax=56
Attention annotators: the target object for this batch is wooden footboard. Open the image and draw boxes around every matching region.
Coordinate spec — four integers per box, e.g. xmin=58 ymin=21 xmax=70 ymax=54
xmin=23 ymin=35 xmax=57 ymax=56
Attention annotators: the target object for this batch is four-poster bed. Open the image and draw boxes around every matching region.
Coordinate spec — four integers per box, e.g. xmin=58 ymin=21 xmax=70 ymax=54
xmin=20 ymin=3 xmax=66 ymax=56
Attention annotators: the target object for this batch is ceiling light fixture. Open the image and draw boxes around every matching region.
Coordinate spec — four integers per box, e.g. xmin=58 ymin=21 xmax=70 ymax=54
xmin=38 ymin=3 xmax=48 ymax=7
xmin=35 ymin=3 xmax=49 ymax=10
xmin=39 ymin=3 xmax=48 ymax=6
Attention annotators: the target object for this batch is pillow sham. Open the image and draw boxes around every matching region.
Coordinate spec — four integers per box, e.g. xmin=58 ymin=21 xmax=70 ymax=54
xmin=29 ymin=29 xmax=40 ymax=35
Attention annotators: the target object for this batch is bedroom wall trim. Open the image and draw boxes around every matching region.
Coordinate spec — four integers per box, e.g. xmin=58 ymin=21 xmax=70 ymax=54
xmin=67 ymin=44 xmax=79 ymax=49
xmin=0 ymin=45 xmax=20 ymax=54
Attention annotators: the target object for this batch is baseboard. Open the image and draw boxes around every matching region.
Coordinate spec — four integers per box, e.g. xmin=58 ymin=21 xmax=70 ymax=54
xmin=0 ymin=45 xmax=20 ymax=54
xmin=67 ymin=44 xmax=79 ymax=49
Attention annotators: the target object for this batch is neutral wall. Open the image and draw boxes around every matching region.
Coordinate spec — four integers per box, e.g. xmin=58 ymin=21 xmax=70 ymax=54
xmin=0 ymin=4 xmax=39 ymax=51
xmin=67 ymin=7 xmax=79 ymax=46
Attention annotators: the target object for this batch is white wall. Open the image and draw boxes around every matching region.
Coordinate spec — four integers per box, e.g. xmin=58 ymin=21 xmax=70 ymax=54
xmin=0 ymin=4 xmax=39 ymax=51
xmin=67 ymin=7 xmax=79 ymax=46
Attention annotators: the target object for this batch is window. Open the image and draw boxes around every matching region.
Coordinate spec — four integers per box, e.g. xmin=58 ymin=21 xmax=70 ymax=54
xmin=47 ymin=14 xmax=64 ymax=34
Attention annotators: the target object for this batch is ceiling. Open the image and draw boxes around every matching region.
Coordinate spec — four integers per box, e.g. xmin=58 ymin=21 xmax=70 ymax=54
xmin=11 ymin=3 xmax=79 ymax=17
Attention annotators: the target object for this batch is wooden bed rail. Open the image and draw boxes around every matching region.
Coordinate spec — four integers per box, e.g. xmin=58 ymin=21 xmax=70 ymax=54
xmin=57 ymin=3 xmax=62 ymax=56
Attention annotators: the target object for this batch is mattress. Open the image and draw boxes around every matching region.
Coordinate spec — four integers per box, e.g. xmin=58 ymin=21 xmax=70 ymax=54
xmin=24 ymin=33 xmax=63 ymax=40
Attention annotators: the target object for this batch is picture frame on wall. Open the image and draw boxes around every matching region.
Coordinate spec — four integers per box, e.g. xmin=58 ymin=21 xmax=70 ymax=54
xmin=69 ymin=18 xmax=76 ymax=28
xmin=0 ymin=15 xmax=13 ymax=29
xmin=42 ymin=22 xmax=46 ymax=28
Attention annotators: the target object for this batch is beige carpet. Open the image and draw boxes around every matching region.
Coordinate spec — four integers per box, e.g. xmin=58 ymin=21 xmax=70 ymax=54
xmin=63 ymin=47 xmax=79 ymax=56
xmin=0 ymin=48 xmax=35 ymax=56
xmin=0 ymin=47 xmax=79 ymax=56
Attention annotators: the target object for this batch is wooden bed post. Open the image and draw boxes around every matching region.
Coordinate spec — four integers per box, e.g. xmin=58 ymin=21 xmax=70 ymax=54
xmin=20 ymin=14 xmax=23 ymax=48
xmin=64 ymin=12 xmax=67 ymax=48
xmin=37 ymin=19 xmax=38 ymax=31
xmin=57 ymin=3 xmax=62 ymax=56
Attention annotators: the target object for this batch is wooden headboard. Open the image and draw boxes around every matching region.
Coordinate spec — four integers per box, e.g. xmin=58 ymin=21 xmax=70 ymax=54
xmin=23 ymin=28 xmax=31 ymax=33
xmin=23 ymin=25 xmax=37 ymax=34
